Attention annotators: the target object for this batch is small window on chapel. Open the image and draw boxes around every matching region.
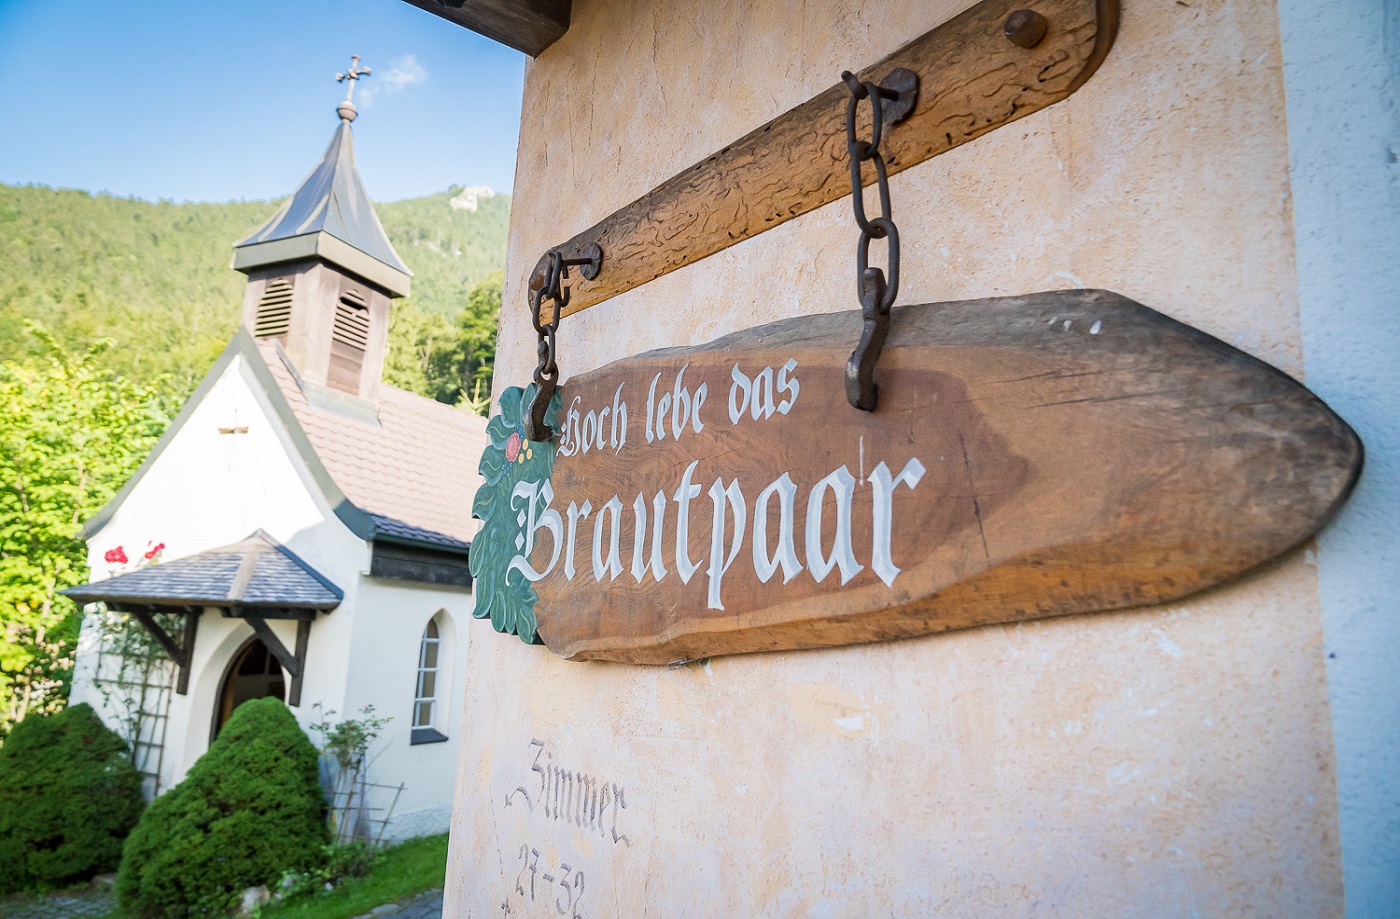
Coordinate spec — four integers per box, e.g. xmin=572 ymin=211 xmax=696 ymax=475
xmin=328 ymin=289 xmax=370 ymax=394
xmin=411 ymin=616 xmax=448 ymax=745
xmin=253 ymin=278 xmax=294 ymax=341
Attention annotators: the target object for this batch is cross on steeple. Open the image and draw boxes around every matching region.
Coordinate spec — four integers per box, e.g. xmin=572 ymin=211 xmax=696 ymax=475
xmin=334 ymin=55 xmax=372 ymax=122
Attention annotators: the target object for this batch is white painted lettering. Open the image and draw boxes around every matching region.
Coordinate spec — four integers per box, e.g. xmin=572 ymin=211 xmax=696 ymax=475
xmin=805 ymin=466 xmax=863 ymax=585
xmin=870 ymin=458 xmax=926 ymax=587
xmin=582 ymin=411 xmax=597 ymax=454
xmin=671 ymin=365 xmax=691 ymax=438
xmin=706 ymin=478 xmax=747 ymax=610
xmin=656 ymin=391 xmax=671 ymax=441
xmin=645 ymin=372 xmax=662 ymax=444
xmin=672 ymin=461 xmax=704 ymax=584
xmin=507 ymin=479 xmax=563 ymax=582
xmin=728 ymin=364 xmax=751 ymax=425
xmin=752 ymin=472 xmax=802 ymax=583
xmin=564 ymin=499 xmax=591 ymax=579
xmin=750 ymin=365 xmax=775 ymax=420
xmin=691 ymin=383 xmax=707 ymax=433
xmin=591 ymin=496 xmax=624 ymax=582
xmin=776 ymin=358 xmax=800 ymax=414
xmin=630 ymin=491 xmax=669 ymax=583
xmin=610 ymin=383 xmax=627 ymax=454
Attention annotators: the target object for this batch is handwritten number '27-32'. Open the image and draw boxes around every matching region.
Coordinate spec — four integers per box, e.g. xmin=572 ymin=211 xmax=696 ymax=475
xmin=515 ymin=844 xmax=584 ymax=918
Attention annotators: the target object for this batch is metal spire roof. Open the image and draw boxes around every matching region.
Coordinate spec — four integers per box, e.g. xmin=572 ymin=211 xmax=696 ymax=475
xmin=232 ymin=98 xmax=412 ymax=297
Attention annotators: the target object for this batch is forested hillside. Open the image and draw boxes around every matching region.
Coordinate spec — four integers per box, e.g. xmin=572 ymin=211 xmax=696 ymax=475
xmin=0 ymin=183 xmax=509 ymax=395
xmin=0 ymin=183 xmax=508 ymax=736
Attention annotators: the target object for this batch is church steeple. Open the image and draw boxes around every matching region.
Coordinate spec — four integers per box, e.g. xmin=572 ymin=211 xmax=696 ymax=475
xmin=232 ymin=58 xmax=411 ymax=401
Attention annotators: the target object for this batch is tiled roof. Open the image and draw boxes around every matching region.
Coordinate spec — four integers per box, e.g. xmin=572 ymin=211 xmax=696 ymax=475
xmin=62 ymin=532 xmax=342 ymax=610
xmin=259 ymin=341 xmax=487 ymax=549
xmin=366 ymin=515 xmax=472 ymax=552
xmin=234 ymin=120 xmax=410 ymax=277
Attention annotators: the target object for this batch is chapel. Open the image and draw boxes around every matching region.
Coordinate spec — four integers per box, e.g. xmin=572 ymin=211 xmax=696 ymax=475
xmin=64 ymin=82 xmax=486 ymax=840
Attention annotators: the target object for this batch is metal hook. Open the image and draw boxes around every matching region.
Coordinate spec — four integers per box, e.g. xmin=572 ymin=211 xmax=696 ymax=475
xmin=665 ymin=657 xmax=708 ymax=670
xmin=841 ymin=68 xmax=915 ymax=412
xmin=523 ymin=244 xmax=604 ymax=442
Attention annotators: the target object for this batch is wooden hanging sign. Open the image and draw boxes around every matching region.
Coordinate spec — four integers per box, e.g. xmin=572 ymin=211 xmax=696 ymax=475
xmin=471 ymin=290 xmax=1361 ymax=664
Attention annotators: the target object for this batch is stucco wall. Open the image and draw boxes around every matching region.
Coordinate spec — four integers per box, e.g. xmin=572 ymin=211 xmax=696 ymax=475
xmin=1279 ymin=0 xmax=1400 ymax=914
xmin=447 ymin=0 xmax=1347 ymax=914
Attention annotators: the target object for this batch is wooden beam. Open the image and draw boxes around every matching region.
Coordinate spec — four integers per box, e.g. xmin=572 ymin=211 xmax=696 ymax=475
xmin=531 ymin=0 xmax=1117 ymax=317
xmin=399 ymin=0 xmax=570 ymax=57
xmin=123 ymin=607 xmax=185 ymax=665
xmin=244 ymin=615 xmax=312 ymax=707
xmin=219 ymin=606 xmax=319 ymax=621
xmin=176 ymin=610 xmax=200 ymax=695
xmin=120 ymin=605 xmax=194 ymax=695
xmin=290 ymin=619 xmax=310 ymax=708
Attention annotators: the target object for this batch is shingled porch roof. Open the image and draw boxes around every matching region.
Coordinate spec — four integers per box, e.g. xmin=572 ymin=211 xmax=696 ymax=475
xmin=62 ymin=531 xmax=342 ymax=611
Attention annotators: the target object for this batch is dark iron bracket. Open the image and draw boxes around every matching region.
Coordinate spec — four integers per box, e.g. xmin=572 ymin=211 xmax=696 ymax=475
xmin=112 ymin=603 xmax=201 ymax=695
xmin=842 ymin=68 xmax=916 ymax=412
xmin=244 ymin=615 xmax=312 ymax=707
xmin=524 ymin=243 xmax=604 ymax=441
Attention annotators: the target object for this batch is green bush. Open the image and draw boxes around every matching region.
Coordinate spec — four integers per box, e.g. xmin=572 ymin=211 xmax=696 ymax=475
xmin=0 ymin=702 xmax=145 ymax=894
xmin=116 ymin=698 xmax=328 ymax=918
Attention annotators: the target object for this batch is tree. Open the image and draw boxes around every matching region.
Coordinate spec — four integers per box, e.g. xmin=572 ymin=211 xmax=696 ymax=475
xmin=0 ymin=703 xmax=144 ymax=893
xmin=383 ymin=270 xmax=501 ymax=413
xmin=116 ymin=698 xmax=327 ymax=918
xmin=0 ymin=329 xmax=169 ymax=739
xmin=382 ymin=299 xmax=460 ymax=404
xmin=456 ymin=269 xmax=502 ymax=413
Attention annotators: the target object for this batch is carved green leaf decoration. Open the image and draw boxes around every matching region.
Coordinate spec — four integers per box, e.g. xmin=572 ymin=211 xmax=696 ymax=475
xmin=470 ymin=384 xmax=560 ymax=645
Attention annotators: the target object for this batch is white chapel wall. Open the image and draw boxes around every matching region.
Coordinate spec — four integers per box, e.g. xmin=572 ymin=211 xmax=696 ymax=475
xmin=447 ymin=0 xmax=1351 ymax=915
xmin=342 ymin=577 xmax=476 ymax=840
xmin=71 ymin=352 xmax=367 ymax=790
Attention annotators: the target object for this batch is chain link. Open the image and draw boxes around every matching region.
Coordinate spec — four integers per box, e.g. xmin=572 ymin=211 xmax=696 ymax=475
xmin=526 ymin=250 xmax=569 ymax=441
xmin=841 ymin=69 xmax=908 ymax=412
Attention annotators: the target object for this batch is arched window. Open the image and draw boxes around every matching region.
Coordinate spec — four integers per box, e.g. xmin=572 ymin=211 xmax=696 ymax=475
xmin=410 ymin=616 xmax=447 ymax=744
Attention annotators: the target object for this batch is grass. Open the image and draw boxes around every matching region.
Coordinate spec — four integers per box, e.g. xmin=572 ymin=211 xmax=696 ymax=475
xmin=255 ymin=834 xmax=449 ymax=919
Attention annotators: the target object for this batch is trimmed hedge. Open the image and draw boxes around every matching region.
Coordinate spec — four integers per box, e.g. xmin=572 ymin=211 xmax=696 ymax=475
xmin=116 ymin=697 xmax=328 ymax=918
xmin=0 ymin=703 xmax=145 ymax=894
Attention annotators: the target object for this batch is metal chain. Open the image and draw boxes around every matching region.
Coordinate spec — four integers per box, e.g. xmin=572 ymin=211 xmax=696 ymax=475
xmin=526 ymin=250 xmax=569 ymax=441
xmin=523 ymin=244 xmax=605 ymax=441
xmin=841 ymin=69 xmax=908 ymax=412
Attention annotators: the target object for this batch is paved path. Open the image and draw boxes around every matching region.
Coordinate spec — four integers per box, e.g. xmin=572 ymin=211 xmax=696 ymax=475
xmin=354 ymin=887 xmax=444 ymax=919
xmin=0 ymin=882 xmax=443 ymax=919
xmin=0 ymin=883 xmax=115 ymax=919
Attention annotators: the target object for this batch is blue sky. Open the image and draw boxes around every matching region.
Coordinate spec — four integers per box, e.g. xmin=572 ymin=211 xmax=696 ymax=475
xmin=0 ymin=0 xmax=526 ymax=203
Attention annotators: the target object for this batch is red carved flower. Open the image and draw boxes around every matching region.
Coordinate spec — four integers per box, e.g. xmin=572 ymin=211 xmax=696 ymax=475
xmin=505 ymin=431 xmax=522 ymax=462
xmin=143 ymin=542 xmax=166 ymax=560
xmin=104 ymin=546 xmax=128 ymax=564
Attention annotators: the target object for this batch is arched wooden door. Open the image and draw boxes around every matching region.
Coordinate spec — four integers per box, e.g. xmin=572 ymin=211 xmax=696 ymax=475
xmin=213 ymin=637 xmax=287 ymax=739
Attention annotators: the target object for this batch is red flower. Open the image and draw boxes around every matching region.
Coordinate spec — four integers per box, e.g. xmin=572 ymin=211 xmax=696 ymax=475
xmin=143 ymin=542 xmax=166 ymax=560
xmin=505 ymin=431 xmax=522 ymax=462
xmin=104 ymin=546 xmax=128 ymax=564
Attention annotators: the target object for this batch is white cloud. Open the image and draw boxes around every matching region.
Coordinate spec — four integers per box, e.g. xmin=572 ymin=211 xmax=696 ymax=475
xmin=357 ymin=54 xmax=427 ymax=108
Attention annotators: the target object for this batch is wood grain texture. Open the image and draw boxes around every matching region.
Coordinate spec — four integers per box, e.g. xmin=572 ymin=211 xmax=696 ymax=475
xmin=531 ymin=0 xmax=1118 ymax=314
xmin=528 ymin=290 xmax=1361 ymax=663
xmin=399 ymin=0 xmax=571 ymax=57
